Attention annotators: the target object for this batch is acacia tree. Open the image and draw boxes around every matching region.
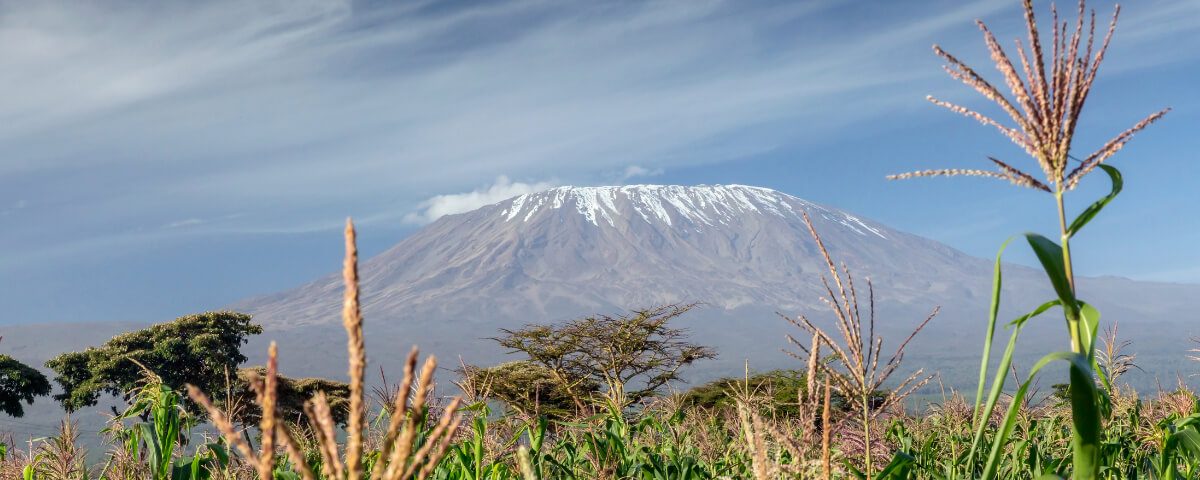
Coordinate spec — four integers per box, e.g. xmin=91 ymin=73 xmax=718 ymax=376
xmin=494 ymin=303 xmax=716 ymax=408
xmin=45 ymin=311 xmax=262 ymax=412
xmin=229 ymin=367 xmax=351 ymax=427
xmin=0 ymin=336 xmax=51 ymax=417
xmin=460 ymin=361 xmax=599 ymax=419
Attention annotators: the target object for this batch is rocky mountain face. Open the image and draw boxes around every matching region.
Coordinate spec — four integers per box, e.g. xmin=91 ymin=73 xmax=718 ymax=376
xmin=234 ymin=185 xmax=1199 ymax=388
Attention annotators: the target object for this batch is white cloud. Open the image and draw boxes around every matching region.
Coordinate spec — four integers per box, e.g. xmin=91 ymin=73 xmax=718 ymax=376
xmin=621 ymin=165 xmax=665 ymax=181
xmin=403 ymin=176 xmax=556 ymax=225
xmin=163 ymin=218 xmax=204 ymax=229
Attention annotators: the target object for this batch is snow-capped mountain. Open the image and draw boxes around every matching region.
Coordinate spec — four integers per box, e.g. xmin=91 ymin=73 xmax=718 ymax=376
xmin=241 ymin=185 xmax=973 ymax=326
xmin=235 ymin=185 xmax=1199 ymax=386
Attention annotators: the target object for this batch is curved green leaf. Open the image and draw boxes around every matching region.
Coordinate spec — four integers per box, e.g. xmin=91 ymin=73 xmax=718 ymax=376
xmin=1025 ymin=234 xmax=1076 ymax=308
xmin=874 ymin=451 xmax=915 ymax=479
xmin=1067 ymin=165 xmax=1123 ymax=238
xmin=982 ymin=352 xmax=1100 ymax=480
xmin=207 ymin=443 xmax=228 ymax=466
xmin=1079 ymin=302 xmax=1101 ymax=358
xmin=1173 ymin=429 xmax=1200 ymax=458
xmin=975 ymin=237 xmax=1015 ymax=421
xmin=1067 ymin=356 xmax=1103 ymax=480
xmin=968 ymin=300 xmax=1060 ymax=470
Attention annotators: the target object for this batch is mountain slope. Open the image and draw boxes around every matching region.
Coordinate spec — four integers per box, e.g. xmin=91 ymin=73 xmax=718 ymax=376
xmin=245 ymin=185 xmax=983 ymax=324
xmin=234 ymin=185 xmax=1199 ymax=387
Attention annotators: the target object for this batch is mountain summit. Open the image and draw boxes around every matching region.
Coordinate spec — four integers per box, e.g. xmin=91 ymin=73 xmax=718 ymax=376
xmin=499 ymin=184 xmax=884 ymax=235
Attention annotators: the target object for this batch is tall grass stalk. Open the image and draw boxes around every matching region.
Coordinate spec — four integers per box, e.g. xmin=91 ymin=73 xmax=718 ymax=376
xmin=785 ymin=211 xmax=938 ymax=475
xmin=890 ymin=0 xmax=1168 ymax=478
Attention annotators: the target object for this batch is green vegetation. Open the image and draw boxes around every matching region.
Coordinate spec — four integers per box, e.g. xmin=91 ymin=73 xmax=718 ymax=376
xmin=231 ymin=367 xmax=351 ymax=428
xmin=494 ymin=303 xmax=717 ymax=408
xmin=682 ymin=370 xmax=887 ymax=420
xmin=459 ymin=361 xmax=597 ymax=420
xmin=45 ymin=311 xmax=263 ymax=412
xmin=0 ymin=351 xmax=51 ymax=418
xmin=683 ymin=370 xmax=808 ymax=415
xmin=0 ymin=0 xmax=1190 ymax=478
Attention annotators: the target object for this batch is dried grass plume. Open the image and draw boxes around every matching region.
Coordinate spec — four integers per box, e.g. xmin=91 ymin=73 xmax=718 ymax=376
xmin=889 ymin=0 xmax=1168 ymax=192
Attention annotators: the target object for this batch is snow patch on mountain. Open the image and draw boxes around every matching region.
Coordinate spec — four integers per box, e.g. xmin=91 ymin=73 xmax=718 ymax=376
xmin=498 ymin=184 xmax=887 ymax=239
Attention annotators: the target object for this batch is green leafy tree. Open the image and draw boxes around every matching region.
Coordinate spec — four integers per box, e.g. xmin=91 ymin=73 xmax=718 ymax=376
xmin=231 ymin=367 xmax=351 ymax=427
xmin=0 ymin=351 xmax=52 ymax=417
xmin=684 ymin=370 xmax=807 ymax=416
xmin=494 ymin=303 xmax=716 ymax=407
xmin=682 ymin=369 xmax=884 ymax=418
xmin=461 ymin=361 xmax=599 ymax=419
xmin=45 ymin=311 xmax=262 ymax=412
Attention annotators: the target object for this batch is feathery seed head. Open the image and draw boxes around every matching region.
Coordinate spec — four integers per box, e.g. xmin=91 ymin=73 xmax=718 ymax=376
xmin=894 ymin=0 xmax=1167 ymax=192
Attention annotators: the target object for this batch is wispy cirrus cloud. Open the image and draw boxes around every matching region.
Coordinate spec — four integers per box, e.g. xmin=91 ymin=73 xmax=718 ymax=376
xmin=621 ymin=165 xmax=665 ymax=182
xmin=2 ymin=0 xmax=1197 ymax=322
xmin=2 ymin=0 xmax=1018 ymax=255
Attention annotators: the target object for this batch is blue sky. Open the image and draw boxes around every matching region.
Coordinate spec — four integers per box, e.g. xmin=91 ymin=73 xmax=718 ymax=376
xmin=1 ymin=0 xmax=1197 ymax=324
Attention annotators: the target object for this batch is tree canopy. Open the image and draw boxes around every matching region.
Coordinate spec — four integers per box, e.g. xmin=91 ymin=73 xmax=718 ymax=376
xmin=461 ymin=361 xmax=599 ymax=420
xmin=231 ymin=366 xmax=351 ymax=427
xmin=0 ymin=353 xmax=52 ymax=417
xmin=45 ymin=311 xmax=262 ymax=412
xmin=682 ymin=370 xmax=809 ymax=417
xmin=494 ymin=303 xmax=716 ymax=407
xmin=680 ymin=369 xmax=882 ymax=418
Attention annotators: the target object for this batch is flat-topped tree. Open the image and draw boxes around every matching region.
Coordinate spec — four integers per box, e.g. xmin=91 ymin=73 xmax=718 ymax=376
xmin=460 ymin=360 xmax=600 ymax=420
xmin=231 ymin=366 xmax=351 ymax=428
xmin=494 ymin=303 xmax=716 ymax=408
xmin=45 ymin=311 xmax=262 ymax=412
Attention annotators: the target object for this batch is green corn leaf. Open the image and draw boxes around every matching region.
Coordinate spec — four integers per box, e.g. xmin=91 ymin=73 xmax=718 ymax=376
xmin=873 ymin=452 xmax=915 ymax=479
xmin=1078 ymin=301 xmax=1101 ymax=357
xmin=1025 ymin=234 xmax=1076 ymax=308
xmin=844 ymin=459 xmax=867 ymax=480
xmin=207 ymin=443 xmax=228 ymax=466
xmin=968 ymin=300 xmax=1060 ymax=470
xmin=1067 ymin=354 xmax=1103 ymax=480
xmin=1008 ymin=300 xmax=1063 ymax=328
xmin=982 ymin=352 xmax=1099 ymax=480
xmin=975 ymin=238 xmax=1015 ymax=424
xmin=1067 ymin=165 xmax=1123 ymax=238
xmin=1173 ymin=428 xmax=1200 ymax=458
